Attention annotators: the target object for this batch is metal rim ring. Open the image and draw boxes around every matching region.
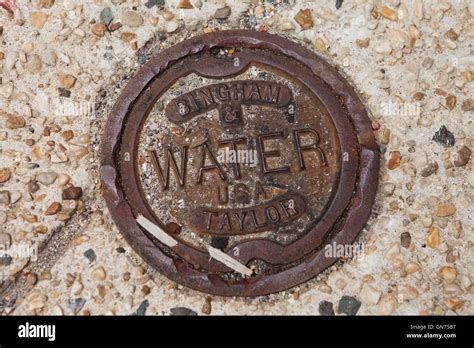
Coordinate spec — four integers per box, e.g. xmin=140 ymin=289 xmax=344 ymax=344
xmin=101 ymin=30 xmax=379 ymax=297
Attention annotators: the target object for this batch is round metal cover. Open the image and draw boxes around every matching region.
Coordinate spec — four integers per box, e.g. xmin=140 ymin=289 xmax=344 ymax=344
xmin=101 ymin=30 xmax=379 ymax=297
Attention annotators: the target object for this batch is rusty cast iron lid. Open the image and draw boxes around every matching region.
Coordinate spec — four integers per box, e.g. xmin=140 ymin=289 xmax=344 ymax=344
xmin=101 ymin=30 xmax=379 ymax=297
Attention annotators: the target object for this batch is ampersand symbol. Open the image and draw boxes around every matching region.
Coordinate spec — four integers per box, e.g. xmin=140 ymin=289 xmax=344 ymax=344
xmin=223 ymin=105 xmax=238 ymax=122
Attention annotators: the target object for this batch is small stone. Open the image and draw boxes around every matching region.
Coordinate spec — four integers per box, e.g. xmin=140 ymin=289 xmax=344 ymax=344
xmin=46 ymin=274 xmax=62 ymax=289
xmin=4 ymin=51 xmax=18 ymax=71
xmin=426 ymin=227 xmax=441 ymax=248
xmin=0 ymin=168 xmax=11 ymax=183
xmin=145 ymin=0 xmax=165 ymax=8
xmin=461 ymin=98 xmax=474 ymax=111
xmin=100 ymin=7 xmax=114 ymax=25
xmin=74 ymin=147 xmax=89 ymax=160
xmin=400 ymin=232 xmax=411 ymax=249
xmin=42 ymin=49 xmax=57 ymax=66
xmin=26 ymin=54 xmax=42 ymax=74
xmin=422 ymin=57 xmax=434 ymax=69
xmin=10 ymin=192 xmax=21 ymax=204
xmin=434 ymin=203 xmax=456 ymax=217
xmin=44 ymin=202 xmax=61 ymax=215
xmin=91 ymin=266 xmax=106 ymax=281
xmin=382 ymin=183 xmax=395 ymax=196
xmin=446 ymin=247 xmax=459 ymax=263
xmin=280 ymin=21 xmax=292 ymax=31
xmin=381 ymin=128 xmax=391 ymax=144
xmin=30 ymin=12 xmax=48 ymax=29
xmin=176 ymin=0 xmax=193 ymax=9
xmin=37 ymin=0 xmax=55 ymax=9
xmin=378 ymin=295 xmax=397 ymax=314
xmin=445 ymin=28 xmax=458 ymax=41
xmin=62 ymin=186 xmax=82 ymax=200
xmin=59 ymin=74 xmax=76 ymax=89
xmin=446 ymin=298 xmax=464 ymax=311
xmin=97 ymin=285 xmax=106 ymax=299
xmin=398 ymin=285 xmax=418 ymax=301
xmin=28 ymin=181 xmax=40 ymax=193
xmin=6 ymin=114 xmax=26 ymax=129
xmin=201 ymin=296 xmax=212 ymax=315
xmin=74 ymin=29 xmax=86 ymax=39
xmin=70 ymin=281 xmax=83 ymax=296
xmin=0 ymin=254 xmax=12 ymax=266
xmin=355 ymin=38 xmax=369 ymax=48
xmin=50 ymin=305 xmax=64 ymax=316
xmin=335 ymin=0 xmax=344 ymax=10
xmin=141 ymin=285 xmax=151 ymax=296
xmin=58 ymin=88 xmax=71 ymax=98
xmin=29 ymin=295 xmax=46 ymax=311
xmin=56 ymin=174 xmax=70 ymax=187
xmin=33 ymin=225 xmax=48 ymax=234
xmin=122 ymin=11 xmax=143 ymax=27
xmin=371 ymin=40 xmax=392 ymax=55
xmin=78 ymin=134 xmax=91 ymax=144
xmin=105 ymin=20 xmax=120 ymax=31
xmin=380 ymin=7 xmax=398 ymax=21
xmin=148 ymin=16 xmax=159 ymax=25
xmin=170 ymin=307 xmax=198 ymax=316
xmin=161 ymin=10 xmax=175 ymax=21
xmin=65 ymin=274 xmax=76 ymax=288
xmin=37 ymin=172 xmax=57 ymax=185
xmin=255 ymin=5 xmax=264 ymax=17
xmin=214 ymin=6 xmax=231 ymax=20
xmin=166 ymin=21 xmax=179 ymax=33
xmin=0 ymin=232 xmax=12 ymax=246
xmin=0 ymin=83 xmax=12 ymax=100
xmin=66 ymin=298 xmax=86 ymax=314
xmin=56 ymin=209 xmax=71 ymax=220
xmin=454 ymin=146 xmax=471 ymax=167
xmin=439 ymin=266 xmax=457 ymax=284
xmin=61 ymin=130 xmax=74 ymax=141
xmin=412 ymin=92 xmax=425 ymax=101
xmin=386 ymin=243 xmax=400 ymax=259
xmin=123 ymin=272 xmax=131 ymax=281
xmin=121 ymin=32 xmax=136 ymax=42
xmin=22 ymin=213 xmax=38 ymax=223
xmin=0 ymin=211 xmax=7 ymax=224
xmin=445 ymin=95 xmax=456 ymax=110
xmin=420 ymin=161 xmax=438 ymax=177
xmin=318 ymin=300 xmax=335 ymax=315
xmin=405 ymin=262 xmax=420 ymax=274
xmin=294 ymin=9 xmax=313 ymax=30
xmin=387 ymin=151 xmax=401 ymax=170
xmin=132 ymin=300 xmax=149 ymax=316
xmin=91 ymin=23 xmax=107 ymax=37
xmin=318 ymin=282 xmax=332 ymax=294
xmin=338 ymin=296 xmax=361 ymax=316
xmin=314 ymin=38 xmax=327 ymax=53
xmin=432 ymin=126 xmax=455 ymax=147
xmin=360 ymin=285 xmax=381 ymax=305
xmin=83 ymin=249 xmax=96 ymax=263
